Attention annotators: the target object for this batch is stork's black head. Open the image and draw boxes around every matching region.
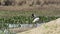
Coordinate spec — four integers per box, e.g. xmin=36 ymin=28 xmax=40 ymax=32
xmin=32 ymin=13 xmax=34 ymax=17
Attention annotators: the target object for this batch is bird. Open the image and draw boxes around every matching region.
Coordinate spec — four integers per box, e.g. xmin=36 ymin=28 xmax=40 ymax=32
xmin=32 ymin=14 xmax=40 ymax=27
xmin=32 ymin=14 xmax=40 ymax=23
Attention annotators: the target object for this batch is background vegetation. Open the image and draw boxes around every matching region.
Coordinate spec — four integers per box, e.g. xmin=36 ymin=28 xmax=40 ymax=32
xmin=0 ymin=10 xmax=60 ymax=29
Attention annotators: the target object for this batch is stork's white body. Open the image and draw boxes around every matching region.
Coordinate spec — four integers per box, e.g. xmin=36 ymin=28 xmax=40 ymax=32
xmin=33 ymin=17 xmax=39 ymax=23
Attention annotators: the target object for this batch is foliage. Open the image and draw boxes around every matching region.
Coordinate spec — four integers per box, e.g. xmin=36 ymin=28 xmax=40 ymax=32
xmin=0 ymin=16 xmax=59 ymax=29
xmin=0 ymin=16 xmax=59 ymax=24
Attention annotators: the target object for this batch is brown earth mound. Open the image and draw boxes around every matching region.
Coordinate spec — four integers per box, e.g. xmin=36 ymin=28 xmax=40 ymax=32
xmin=17 ymin=18 xmax=60 ymax=34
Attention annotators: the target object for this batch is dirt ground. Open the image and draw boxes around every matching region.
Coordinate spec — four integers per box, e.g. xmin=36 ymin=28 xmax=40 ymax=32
xmin=17 ymin=18 xmax=60 ymax=34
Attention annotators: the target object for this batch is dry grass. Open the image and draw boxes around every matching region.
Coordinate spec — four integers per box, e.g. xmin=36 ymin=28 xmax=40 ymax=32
xmin=0 ymin=9 xmax=60 ymax=17
xmin=17 ymin=18 xmax=60 ymax=34
xmin=1 ymin=0 xmax=60 ymax=11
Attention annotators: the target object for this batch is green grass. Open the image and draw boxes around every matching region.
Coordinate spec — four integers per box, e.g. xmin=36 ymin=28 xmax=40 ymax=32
xmin=0 ymin=10 xmax=60 ymax=29
xmin=0 ymin=10 xmax=60 ymax=24
xmin=0 ymin=10 xmax=60 ymax=17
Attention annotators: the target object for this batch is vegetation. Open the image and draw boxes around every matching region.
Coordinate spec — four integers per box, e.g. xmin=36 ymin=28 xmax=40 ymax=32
xmin=0 ymin=16 xmax=59 ymax=24
xmin=0 ymin=15 xmax=59 ymax=29
xmin=0 ymin=10 xmax=60 ymax=29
